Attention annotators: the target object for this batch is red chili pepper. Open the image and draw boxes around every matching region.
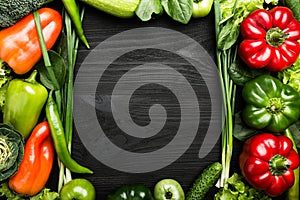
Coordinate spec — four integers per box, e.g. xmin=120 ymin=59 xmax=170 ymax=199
xmin=238 ymin=6 xmax=300 ymax=72
xmin=0 ymin=8 xmax=62 ymax=75
xmin=8 ymin=121 xmax=55 ymax=196
xmin=239 ymin=133 xmax=300 ymax=197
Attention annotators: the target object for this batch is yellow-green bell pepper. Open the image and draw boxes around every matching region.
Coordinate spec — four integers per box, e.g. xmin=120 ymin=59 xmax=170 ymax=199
xmin=3 ymin=70 xmax=48 ymax=139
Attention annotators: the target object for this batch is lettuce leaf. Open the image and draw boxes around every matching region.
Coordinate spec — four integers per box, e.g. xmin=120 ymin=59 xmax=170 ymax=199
xmin=278 ymin=55 xmax=300 ymax=93
xmin=217 ymin=0 xmax=278 ymax=50
xmin=0 ymin=183 xmax=59 ymax=200
xmin=214 ymin=173 xmax=272 ymax=200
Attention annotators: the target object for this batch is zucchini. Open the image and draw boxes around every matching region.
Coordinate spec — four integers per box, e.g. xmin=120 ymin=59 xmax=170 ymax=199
xmin=79 ymin=0 xmax=140 ymax=18
xmin=186 ymin=162 xmax=222 ymax=200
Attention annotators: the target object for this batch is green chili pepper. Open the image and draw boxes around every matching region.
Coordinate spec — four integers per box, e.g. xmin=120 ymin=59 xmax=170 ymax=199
xmin=61 ymin=0 xmax=89 ymax=48
xmin=45 ymin=90 xmax=93 ymax=174
xmin=60 ymin=178 xmax=96 ymax=200
xmin=3 ymin=70 xmax=48 ymax=139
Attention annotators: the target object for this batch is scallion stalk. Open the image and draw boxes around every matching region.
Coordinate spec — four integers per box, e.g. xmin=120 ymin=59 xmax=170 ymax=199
xmin=214 ymin=0 xmax=237 ymax=187
xmin=58 ymin=4 xmax=86 ymax=191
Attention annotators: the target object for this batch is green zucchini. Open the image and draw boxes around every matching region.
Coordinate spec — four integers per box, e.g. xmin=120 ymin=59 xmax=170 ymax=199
xmin=186 ymin=162 xmax=222 ymax=200
xmin=79 ymin=0 xmax=140 ymax=18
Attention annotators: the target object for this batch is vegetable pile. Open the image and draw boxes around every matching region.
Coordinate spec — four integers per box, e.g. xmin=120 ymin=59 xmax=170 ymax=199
xmin=0 ymin=0 xmax=299 ymax=200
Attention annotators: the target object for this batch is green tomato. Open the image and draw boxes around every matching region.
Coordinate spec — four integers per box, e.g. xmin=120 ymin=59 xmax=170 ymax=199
xmin=154 ymin=179 xmax=185 ymax=200
xmin=192 ymin=0 xmax=214 ymax=18
xmin=60 ymin=178 xmax=96 ymax=200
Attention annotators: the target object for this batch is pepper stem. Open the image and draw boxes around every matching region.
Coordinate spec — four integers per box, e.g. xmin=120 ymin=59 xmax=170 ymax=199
xmin=25 ymin=70 xmax=38 ymax=84
xmin=269 ymin=154 xmax=290 ymax=176
xmin=266 ymin=27 xmax=289 ymax=47
xmin=267 ymin=98 xmax=285 ymax=114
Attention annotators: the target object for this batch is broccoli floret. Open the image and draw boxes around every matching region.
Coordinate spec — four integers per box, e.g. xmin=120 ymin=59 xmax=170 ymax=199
xmin=0 ymin=0 xmax=50 ymax=27
xmin=0 ymin=60 xmax=13 ymax=111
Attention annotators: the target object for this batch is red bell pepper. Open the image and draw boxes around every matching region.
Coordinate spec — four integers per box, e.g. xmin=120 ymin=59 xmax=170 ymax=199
xmin=239 ymin=133 xmax=300 ymax=197
xmin=238 ymin=6 xmax=300 ymax=72
xmin=0 ymin=8 xmax=62 ymax=75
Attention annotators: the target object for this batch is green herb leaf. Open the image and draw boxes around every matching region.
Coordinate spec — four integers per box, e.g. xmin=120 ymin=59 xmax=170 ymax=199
xmin=214 ymin=173 xmax=272 ymax=200
xmin=287 ymin=122 xmax=300 ymax=148
xmin=278 ymin=56 xmax=300 ymax=93
xmin=35 ymin=50 xmax=67 ymax=90
xmin=0 ymin=183 xmax=59 ymax=200
xmin=161 ymin=0 xmax=193 ymax=24
xmin=228 ymin=60 xmax=268 ymax=86
xmin=30 ymin=188 xmax=59 ymax=200
xmin=233 ymin=112 xmax=261 ymax=141
xmin=281 ymin=0 xmax=300 ymax=22
xmin=53 ymin=33 xmax=68 ymax=65
xmin=217 ymin=18 xmax=240 ymax=50
xmin=136 ymin=0 xmax=163 ymax=21
xmin=0 ymin=183 xmax=23 ymax=200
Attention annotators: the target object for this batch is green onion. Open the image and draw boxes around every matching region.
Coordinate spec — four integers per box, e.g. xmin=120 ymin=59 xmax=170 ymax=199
xmin=34 ymin=5 xmax=86 ymax=192
xmin=58 ymin=6 xmax=85 ymax=189
xmin=214 ymin=0 xmax=237 ymax=187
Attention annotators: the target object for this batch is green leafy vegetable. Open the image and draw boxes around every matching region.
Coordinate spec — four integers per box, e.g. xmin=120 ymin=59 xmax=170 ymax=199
xmin=135 ymin=0 xmax=163 ymax=21
xmin=214 ymin=0 xmax=279 ymax=187
xmin=280 ymin=0 xmax=300 ymax=22
xmin=0 ymin=0 xmax=52 ymax=27
xmin=29 ymin=188 xmax=59 ymax=200
xmin=228 ymin=60 xmax=268 ymax=86
xmin=161 ymin=0 xmax=193 ymax=24
xmin=233 ymin=112 xmax=262 ymax=141
xmin=0 ymin=124 xmax=24 ymax=182
xmin=0 ymin=183 xmax=59 ymax=200
xmin=0 ymin=60 xmax=13 ymax=111
xmin=217 ymin=16 xmax=241 ymax=50
xmin=35 ymin=50 xmax=67 ymax=90
xmin=217 ymin=0 xmax=278 ymax=50
xmin=278 ymin=55 xmax=300 ymax=93
xmin=214 ymin=173 xmax=272 ymax=200
xmin=287 ymin=122 xmax=300 ymax=148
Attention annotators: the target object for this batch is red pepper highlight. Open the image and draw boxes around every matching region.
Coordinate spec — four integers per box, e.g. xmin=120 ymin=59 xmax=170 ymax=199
xmin=8 ymin=121 xmax=55 ymax=196
xmin=238 ymin=6 xmax=300 ymax=72
xmin=239 ymin=133 xmax=300 ymax=197
xmin=0 ymin=8 xmax=62 ymax=75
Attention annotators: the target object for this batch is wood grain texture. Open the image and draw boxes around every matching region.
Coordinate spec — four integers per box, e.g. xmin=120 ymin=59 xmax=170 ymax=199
xmin=0 ymin=2 xmax=290 ymax=200
xmin=71 ymin=6 xmax=221 ymax=199
xmin=63 ymin=4 xmax=286 ymax=200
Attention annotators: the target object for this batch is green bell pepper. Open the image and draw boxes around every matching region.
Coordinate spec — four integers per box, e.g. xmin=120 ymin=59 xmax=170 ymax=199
xmin=242 ymin=74 xmax=300 ymax=132
xmin=107 ymin=185 xmax=154 ymax=200
xmin=192 ymin=0 xmax=213 ymax=18
xmin=3 ymin=70 xmax=48 ymax=139
xmin=60 ymin=178 xmax=96 ymax=200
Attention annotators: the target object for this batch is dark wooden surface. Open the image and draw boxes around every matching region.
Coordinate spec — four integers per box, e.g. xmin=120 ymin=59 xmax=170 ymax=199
xmin=2 ymin=2 xmax=292 ymax=200
xmin=63 ymin=5 xmax=234 ymax=200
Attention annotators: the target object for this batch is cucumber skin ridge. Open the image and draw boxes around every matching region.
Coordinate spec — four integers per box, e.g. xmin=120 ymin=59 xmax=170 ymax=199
xmin=186 ymin=162 xmax=223 ymax=200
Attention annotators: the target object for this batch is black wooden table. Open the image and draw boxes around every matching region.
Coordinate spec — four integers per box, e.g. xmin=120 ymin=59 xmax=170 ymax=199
xmin=40 ymin=3 xmax=293 ymax=200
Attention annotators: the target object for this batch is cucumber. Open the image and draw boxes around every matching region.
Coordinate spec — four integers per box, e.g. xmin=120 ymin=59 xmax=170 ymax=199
xmin=79 ymin=0 xmax=140 ymax=18
xmin=186 ymin=162 xmax=222 ymax=200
